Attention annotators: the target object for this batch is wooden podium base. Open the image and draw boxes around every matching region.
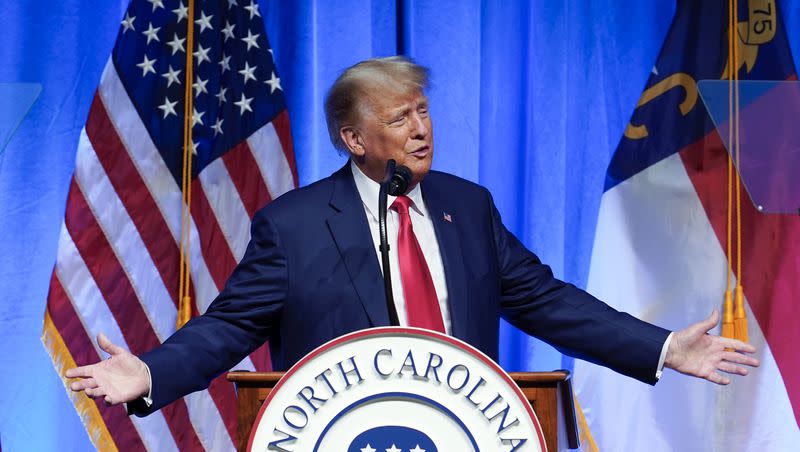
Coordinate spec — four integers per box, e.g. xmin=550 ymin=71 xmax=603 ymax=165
xmin=228 ymin=370 xmax=579 ymax=451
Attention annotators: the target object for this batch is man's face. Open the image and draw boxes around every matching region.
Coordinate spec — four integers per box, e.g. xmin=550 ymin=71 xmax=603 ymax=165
xmin=349 ymin=88 xmax=433 ymax=188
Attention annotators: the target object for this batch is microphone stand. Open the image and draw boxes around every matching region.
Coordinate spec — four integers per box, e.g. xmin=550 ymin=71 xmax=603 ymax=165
xmin=379 ymin=159 xmax=400 ymax=326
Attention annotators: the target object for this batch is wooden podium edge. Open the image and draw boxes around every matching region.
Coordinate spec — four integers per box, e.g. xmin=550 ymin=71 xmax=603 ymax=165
xmin=227 ymin=370 xmax=580 ymax=451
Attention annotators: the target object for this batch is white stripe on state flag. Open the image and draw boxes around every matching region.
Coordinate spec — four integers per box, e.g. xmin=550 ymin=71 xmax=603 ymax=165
xmin=74 ymin=131 xmax=176 ymax=338
xmin=574 ymin=153 xmax=800 ymax=451
xmin=198 ymin=158 xmax=252 ymax=262
xmin=54 ymin=227 xmax=178 ymax=452
xmin=247 ymin=123 xmax=295 ymax=199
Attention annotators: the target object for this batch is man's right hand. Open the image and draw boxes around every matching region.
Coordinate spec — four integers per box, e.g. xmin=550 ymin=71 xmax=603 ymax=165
xmin=65 ymin=332 xmax=150 ymax=405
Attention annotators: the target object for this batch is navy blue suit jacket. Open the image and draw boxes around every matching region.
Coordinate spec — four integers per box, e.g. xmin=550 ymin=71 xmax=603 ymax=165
xmin=136 ymin=164 xmax=670 ymax=415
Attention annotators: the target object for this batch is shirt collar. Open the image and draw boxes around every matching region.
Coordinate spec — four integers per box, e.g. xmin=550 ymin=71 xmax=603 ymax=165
xmin=350 ymin=159 xmax=426 ymax=221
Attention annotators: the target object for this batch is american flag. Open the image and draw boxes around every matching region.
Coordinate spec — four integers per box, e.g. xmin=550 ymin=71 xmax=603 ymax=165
xmin=41 ymin=0 xmax=296 ymax=450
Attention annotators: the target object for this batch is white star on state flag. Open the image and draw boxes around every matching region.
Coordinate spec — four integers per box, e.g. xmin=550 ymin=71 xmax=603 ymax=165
xmin=386 ymin=445 xmax=401 ymax=452
xmin=212 ymin=117 xmax=224 ymax=136
xmin=241 ymin=30 xmax=260 ymax=50
xmin=158 ymin=97 xmax=178 ymax=119
xmin=192 ymin=107 xmax=205 ymax=127
xmin=167 ymin=34 xmax=185 ymax=55
xmin=172 ymin=2 xmax=188 ymax=22
xmin=410 ymin=446 xmax=426 ymax=452
xmin=194 ymin=44 xmax=211 ymax=66
xmin=121 ymin=13 xmax=135 ymax=33
xmin=136 ymin=55 xmax=156 ymax=76
xmin=216 ymin=86 xmax=228 ymax=105
xmin=222 ymin=21 xmax=236 ymax=41
xmin=195 ymin=11 xmax=214 ymax=33
xmin=142 ymin=22 xmax=160 ymax=44
xmin=360 ymin=445 xmax=376 ymax=452
xmin=244 ymin=0 xmax=261 ymax=19
xmin=239 ymin=61 xmax=257 ymax=84
xmin=162 ymin=65 xmax=182 ymax=87
xmin=265 ymin=71 xmax=281 ymax=93
xmin=147 ymin=0 xmax=164 ymax=12
xmin=194 ymin=76 xmax=209 ymax=96
xmin=234 ymin=93 xmax=253 ymax=114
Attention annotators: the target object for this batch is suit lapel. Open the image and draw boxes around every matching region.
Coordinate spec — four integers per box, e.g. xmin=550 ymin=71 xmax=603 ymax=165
xmin=421 ymin=176 xmax=469 ymax=339
xmin=326 ymin=164 xmax=390 ymax=327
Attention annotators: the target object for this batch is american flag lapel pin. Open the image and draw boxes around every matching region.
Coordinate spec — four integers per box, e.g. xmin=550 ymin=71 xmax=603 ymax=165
xmin=443 ymin=211 xmax=452 ymax=223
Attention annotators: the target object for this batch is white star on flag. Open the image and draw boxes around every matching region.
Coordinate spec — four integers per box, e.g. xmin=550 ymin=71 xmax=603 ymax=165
xmin=212 ymin=118 xmax=224 ymax=136
xmin=136 ymin=55 xmax=156 ymax=76
xmin=147 ymin=0 xmax=164 ymax=12
xmin=166 ymin=33 xmax=185 ymax=55
xmin=265 ymin=71 xmax=281 ymax=93
xmin=227 ymin=0 xmax=239 ymax=8
xmin=216 ymin=86 xmax=228 ymax=105
xmin=172 ymin=2 xmax=188 ymax=22
xmin=234 ymin=93 xmax=253 ymax=114
xmin=360 ymin=445 xmax=377 ymax=452
xmin=219 ymin=54 xmax=231 ymax=73
xmin=162 ymin=65 xmax=182 ymax=87
xmin=244 ymin=0 xmax=261 ymax=19
xmin=157 ymin=97 xmax=178 ymax=119
xmin=195 ymin=11 xmax=214 ymax=33
xmin=241 ymin=30 xmax=260 ymax=50
xmin=142 ymin=22 xmax=160 ymax=44
xmin=222 ymin=21 xmax=236 ymax=41
xmin=410 ymin=446 xmax=426 ymax=452
xmin=192 ymin=107 xmax=204 ymax=127
xmin=121 ymin=13 xmax=135 ymax=33
xmin=239 ymin=61 xmax=257 ymax=84
xmin=194 ymin=44 xmax=211 ymax=66
xmin=194 ymin=76 xmax=209 ymax=96
xmin=386 ymin=445 xmax=402 ymax=452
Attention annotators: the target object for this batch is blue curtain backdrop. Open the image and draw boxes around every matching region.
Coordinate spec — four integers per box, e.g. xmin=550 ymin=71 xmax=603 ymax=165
xmin=1 ymin=1 xmax=799 ymax=449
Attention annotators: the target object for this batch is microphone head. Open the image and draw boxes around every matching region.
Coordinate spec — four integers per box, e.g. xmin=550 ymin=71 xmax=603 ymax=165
xmin=388 ymin=165 xmax=412 ymax=196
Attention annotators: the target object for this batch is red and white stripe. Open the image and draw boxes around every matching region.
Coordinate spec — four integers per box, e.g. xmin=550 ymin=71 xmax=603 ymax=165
xmin=574 ymin=132 xmax=800 ymax=450
xmin=45 ymin=59 xmax=297 ymax=451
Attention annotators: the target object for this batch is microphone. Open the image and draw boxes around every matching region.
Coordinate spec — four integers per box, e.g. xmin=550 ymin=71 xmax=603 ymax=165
xmin=388 ymin=164 xmax=412 ymax=196
xmin=377 ymin=159 xmax=413 ymax=326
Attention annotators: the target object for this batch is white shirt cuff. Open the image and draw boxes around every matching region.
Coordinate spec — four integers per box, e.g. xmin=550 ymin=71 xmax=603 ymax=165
xmin=143 ymin=363 xmax=153 ymax=407
xmin=655 ymin=332 xmax=674 ymax=381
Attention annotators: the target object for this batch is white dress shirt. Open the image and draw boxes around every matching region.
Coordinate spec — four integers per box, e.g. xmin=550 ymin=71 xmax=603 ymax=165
xmin=350 ymin=160 xmax=452 ymax=334
xmin=350 ymin=160 xmax=672 ymax=379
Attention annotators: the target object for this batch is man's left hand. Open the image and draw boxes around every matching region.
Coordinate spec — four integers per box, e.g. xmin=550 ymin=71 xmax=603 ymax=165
xmin=664 ymin=309 xmax=759 ymax=385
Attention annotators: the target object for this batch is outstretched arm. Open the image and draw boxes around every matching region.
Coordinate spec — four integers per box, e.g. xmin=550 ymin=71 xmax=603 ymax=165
xmin=65 ymin=333 xmax=149 ymax=405
xmin=664 ymin=309 xmax=759 ymax=385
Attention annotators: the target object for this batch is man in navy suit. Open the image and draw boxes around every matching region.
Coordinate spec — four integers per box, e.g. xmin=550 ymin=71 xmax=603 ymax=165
xmin=67 ymin=57 xmax=758 ymax=414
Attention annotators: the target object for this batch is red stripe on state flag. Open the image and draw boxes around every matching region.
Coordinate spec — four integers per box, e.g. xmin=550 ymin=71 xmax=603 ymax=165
xmin=271 ymin=110 xmax=298 ymax=186
xmin=63 ymin=180 xmax=205 ymax=451
xmin=46 ymin=273 xmax=147 ymax=451
xmin=86 ymin=92 xmax=182 ymax=310
xmin=680 ymin=130 xmax=800 ymax=423
xmin=222 ymin=141 xmax=272 ymax=219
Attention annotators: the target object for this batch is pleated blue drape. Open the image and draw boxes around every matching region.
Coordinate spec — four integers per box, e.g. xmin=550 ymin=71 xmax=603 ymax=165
xmin=2 ymin=1 xmax=799 ymax=449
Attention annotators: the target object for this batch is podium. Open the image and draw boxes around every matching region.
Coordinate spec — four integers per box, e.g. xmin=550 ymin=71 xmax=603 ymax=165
xmin=228 ymin=370 xmax=580 ymax=451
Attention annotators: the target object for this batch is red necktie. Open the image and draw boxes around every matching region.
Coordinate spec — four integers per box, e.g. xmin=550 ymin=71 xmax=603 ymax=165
xmin=391 ymin=195 xmax=445 ymax=333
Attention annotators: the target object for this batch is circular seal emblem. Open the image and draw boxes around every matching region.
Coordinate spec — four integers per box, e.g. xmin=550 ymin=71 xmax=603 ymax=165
xmin=248 ymin=327 xmax=546 ymax=451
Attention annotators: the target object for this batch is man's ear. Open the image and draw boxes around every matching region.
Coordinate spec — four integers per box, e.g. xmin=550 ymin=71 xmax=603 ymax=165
xmin=339 ymin=126 xmax=365 ymax=158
